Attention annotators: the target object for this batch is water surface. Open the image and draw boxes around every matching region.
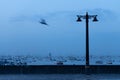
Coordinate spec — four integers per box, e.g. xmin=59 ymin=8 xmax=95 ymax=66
xmin=0 ymin=74 xmax=120 ymax=80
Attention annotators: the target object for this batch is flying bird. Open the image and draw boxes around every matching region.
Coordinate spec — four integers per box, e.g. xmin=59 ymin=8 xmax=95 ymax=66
xmin=39 ymin=19 xmax=48 ymax=25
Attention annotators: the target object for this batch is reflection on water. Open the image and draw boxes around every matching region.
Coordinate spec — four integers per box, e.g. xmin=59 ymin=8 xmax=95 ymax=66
xmin=0 ymin=74 xmax=120 ymax=80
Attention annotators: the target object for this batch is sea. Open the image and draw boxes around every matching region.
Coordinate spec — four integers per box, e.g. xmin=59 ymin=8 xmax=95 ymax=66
xmin=0 ymin=74 xmax=120 ymax=80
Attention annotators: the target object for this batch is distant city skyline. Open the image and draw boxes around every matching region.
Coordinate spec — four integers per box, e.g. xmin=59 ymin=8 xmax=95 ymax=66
xmin=0 ymin=0 xmax=119 ymax=56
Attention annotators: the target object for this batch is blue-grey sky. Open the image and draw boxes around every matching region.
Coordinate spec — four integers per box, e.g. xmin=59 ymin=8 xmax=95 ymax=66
xmin=0 ymin=0 xmax=120 ymax=56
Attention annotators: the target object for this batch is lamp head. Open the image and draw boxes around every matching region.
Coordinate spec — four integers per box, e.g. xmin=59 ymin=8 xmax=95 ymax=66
xmin=77 ymin=17 xmax=82 ymax=22
xmin=93 ymin=16 xmax=98 ymax=22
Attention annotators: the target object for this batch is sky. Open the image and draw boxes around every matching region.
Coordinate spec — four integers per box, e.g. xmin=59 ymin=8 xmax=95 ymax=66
xmin=0 ymin=0 xmax=120 ymax=56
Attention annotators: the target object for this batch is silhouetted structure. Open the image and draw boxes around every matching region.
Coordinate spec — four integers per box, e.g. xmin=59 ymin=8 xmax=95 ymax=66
xmin=39 ymin=19 xmax=48 ymax=25
xmin=0 ymin=65 xmax=120 ymax=74
xmin=76 ymin=12 xmax=98 ymax=74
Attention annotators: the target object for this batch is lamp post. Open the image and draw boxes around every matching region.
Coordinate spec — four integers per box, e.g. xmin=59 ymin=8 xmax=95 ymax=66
xmin=76 ymin=12 xmax=98 ymax=73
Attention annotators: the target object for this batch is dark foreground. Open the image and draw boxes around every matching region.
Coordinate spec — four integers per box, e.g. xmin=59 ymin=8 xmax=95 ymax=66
xmin=0 ymin=65 xmax=120 ymax=74
xmin=0 ymin=74 xmax=120 ymax=80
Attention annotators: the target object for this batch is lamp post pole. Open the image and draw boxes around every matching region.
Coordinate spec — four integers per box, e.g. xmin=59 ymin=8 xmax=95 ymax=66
xmin=86 ymin=12 xmax=89 ymax=66
xmin=77 ymin=12 xmax=98 ymax=74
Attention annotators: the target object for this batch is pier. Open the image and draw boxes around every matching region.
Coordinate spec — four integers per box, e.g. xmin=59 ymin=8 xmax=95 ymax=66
xmin=0 ymin=65 xmax=120 ymax=74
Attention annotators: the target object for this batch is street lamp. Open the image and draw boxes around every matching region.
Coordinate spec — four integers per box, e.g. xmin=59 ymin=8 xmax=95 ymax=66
xmin=76 ymin=12 xmax=98 ymax=73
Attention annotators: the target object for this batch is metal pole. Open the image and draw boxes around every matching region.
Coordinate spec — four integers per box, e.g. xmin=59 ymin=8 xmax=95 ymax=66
xmin=86 ymin=12 xmax=89 ymax=66
xmin=85 ymin=12 xmax=90 ymax=75
xmin=76 ymin=12 xmax=98 ymax=74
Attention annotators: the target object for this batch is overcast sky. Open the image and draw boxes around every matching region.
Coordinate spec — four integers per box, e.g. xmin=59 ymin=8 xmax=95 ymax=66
xmin=0 ymin=0 xmax=119 ymax=56
xmin=0 ymin=0 xmax=120 ymax=17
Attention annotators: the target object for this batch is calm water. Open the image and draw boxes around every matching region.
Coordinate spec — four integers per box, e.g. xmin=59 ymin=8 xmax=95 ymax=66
xmin=0 ymin=74 xmax=120 ymax=80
